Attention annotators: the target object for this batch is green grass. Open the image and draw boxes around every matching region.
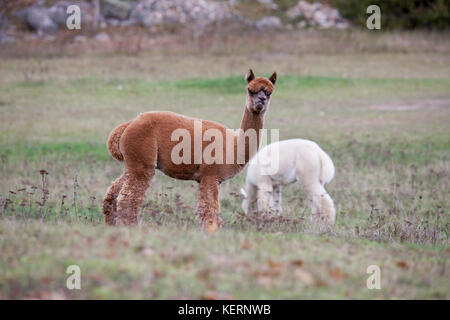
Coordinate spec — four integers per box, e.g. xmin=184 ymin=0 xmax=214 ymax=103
xmin=0 ymin=33 xmax=449 ymax=299
xmin=1 ymin=75 xmax=448 ymax=144
xmin=0 ymin=142 xmax=109 ymax=163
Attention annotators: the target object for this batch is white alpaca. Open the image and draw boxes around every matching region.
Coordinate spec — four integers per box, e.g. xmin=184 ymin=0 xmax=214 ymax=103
xmin=240 ymin=139 xmax=336 ymax=224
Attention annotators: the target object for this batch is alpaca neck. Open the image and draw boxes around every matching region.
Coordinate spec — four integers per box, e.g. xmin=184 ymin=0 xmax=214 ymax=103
xmin=237 ymin=104 xmax=265 ymax=164
xmin=239 ymin=106 xmax=264 ymax=137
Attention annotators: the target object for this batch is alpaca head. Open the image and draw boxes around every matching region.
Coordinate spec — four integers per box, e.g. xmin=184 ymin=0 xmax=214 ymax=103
xmin=245 ymin=69 xmax=277 ymax=114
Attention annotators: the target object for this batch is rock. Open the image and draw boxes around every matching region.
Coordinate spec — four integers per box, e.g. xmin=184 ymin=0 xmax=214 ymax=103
xmin=133 ymin=11 xmax=164 ymax=28
xmin=255 ymin=16 xmax=283 ymax=29
xmin=313 ymin=10 xmax=330 ymax=28
xmin=94 ymin=32 xmax=110 ymax=42
xmin=67 ymin=1 xmax=99 ymax=29
xmin=297 ymin=20 xmax=307 ymax=29
xmin=73 ymin=35 xmax=87 ymax=42
xmin=9 ymin=0 xmax=350 ymax=38
xmin=130 ymin=0 xmax=233 ymax=29
xmin=287 ymin=1 xmax=349 ymax=29
xmin=105 ymin=18 xmax=121 ymax=26
xmin=297 ymin=0 xmax=321 ymax=20
xmin=11 ymin=8 xmax=29 ymax=21
xmin=101 ymin=0 xmax=132 ymax=20
xmin=25 ymin=7 xmax=59 ymax=34
xmin=14 ymin=0 xmax=237 ymax=33
xmin=18 ymin=1 xmax=99 ymax=33
xmin=257 ymin=0 xmax=278 ymax=10
xmin=120 ymin=17 xmax=139 ymax=27
xmin=286 ymin=6 xmax=303 ymax=20
xmin=322 ymin=7 xmax=341 ymax=22
xmin=335 ymin=21 xmax=350 ymax=29
xmin=48 ymin=2 xmax=70 ymax=27
xmin=43 ymin=34 xmax=56 ymax=42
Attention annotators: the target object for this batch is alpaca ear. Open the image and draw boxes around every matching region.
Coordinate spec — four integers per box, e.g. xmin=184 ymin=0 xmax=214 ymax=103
xmin=246 ymin=69 xmax=255 ymax=83
xmin=269 ymin=72 xmax=277 ymax=85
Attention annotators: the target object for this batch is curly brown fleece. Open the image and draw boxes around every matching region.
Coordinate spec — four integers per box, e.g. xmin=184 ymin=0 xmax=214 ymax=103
xmin=102 ymin=69 xmax=277 ymax=230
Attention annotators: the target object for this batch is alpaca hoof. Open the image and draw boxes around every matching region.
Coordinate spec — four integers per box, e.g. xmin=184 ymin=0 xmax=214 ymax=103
xmin=114 ymin=214 xmax=138 ymax=226
xmin=311 ymin=213 xmax=335 ymax=227
xmin=201 ymin=217 xmax=223 ymax=234
xmin=206 ymin=221 xmax=218 ymax=235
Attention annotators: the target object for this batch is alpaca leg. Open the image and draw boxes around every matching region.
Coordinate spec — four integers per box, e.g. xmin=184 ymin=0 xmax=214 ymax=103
xmin=257 ymin=182 xmax=273 ymax=216
xmin=241 ymin=181 xmax=257 ymax=214
xmin=271 ymin=184 xmax=282 ymax=215
xmin=103 ymin=172 xmax=127 ymax=225
xmin=116 ymin=169 xmax=153 ymax=225
xmin=307 ymin=183 xmax=336 ymax=225
xmin=196 ymin=176 xmax=222 ymax=230
xmin=296 ymin=155 xmax=335 ymax=225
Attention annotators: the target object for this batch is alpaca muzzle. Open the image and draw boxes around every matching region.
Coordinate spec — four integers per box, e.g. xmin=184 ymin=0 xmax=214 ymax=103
xmin=255 ymin=104 xmax=264 ymax=112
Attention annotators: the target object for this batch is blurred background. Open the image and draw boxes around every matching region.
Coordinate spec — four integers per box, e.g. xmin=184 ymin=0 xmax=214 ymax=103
xmin=1 ymin=0 xmax=449 ymax=53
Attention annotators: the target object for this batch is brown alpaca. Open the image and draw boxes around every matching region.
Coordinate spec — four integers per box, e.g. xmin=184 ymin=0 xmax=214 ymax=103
xmin=103 ymin=69 xmax=277 ymax=230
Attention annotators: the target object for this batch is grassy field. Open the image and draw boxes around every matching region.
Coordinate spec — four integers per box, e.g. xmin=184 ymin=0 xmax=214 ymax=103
xmin=0 ymin=30 xmax=449 ymax=299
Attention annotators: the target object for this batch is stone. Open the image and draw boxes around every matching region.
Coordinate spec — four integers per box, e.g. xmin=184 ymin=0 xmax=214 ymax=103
xmin=73 ymin=35 xmax=87 ymax=42
xmin=297 ymin=20 xmax=307 ymax=29
xmin=323 ymin=7 xmax=341 ymax=22
xmin=25 ymin=7 xmax=59 ymax=34
xmin=94 ymin=32 xmax=110 ymax=42
xmin=106 ymin=18 xmax=121 ymax=26
xmin=297 ymin=0 xmax=320 ymax=20
xmin=257 ymin=0 xmax=278 ymax=10
xmin=287 ymin=1 xmax=350 ymax=29
xmin=48 ymin=2 xmax=70 ymax=27
xmin=23 ymin=1 xmax=100 ymax=31
xmin=255 ymin=16 xmax=283 ymax=29
xmin=101 ymin=0 xmax=132 ymax=20
xmin=129 ymin=0 xmax=233 ymax=29
xmin=286 ymin=6 xmax=303 ymax=20
xmin=335 ymin=21 xmax=350 ymax=29
xmin=313 ymin=10 xmax=329 ymax=28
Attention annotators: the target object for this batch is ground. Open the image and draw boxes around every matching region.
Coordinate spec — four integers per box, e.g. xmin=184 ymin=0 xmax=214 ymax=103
xmin=0 ymin=30 xmax=449 ymax=299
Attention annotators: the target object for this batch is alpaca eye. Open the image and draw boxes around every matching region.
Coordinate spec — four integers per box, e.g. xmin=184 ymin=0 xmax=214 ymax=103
xmin=266 ymin=91 xmax=271 ymax=96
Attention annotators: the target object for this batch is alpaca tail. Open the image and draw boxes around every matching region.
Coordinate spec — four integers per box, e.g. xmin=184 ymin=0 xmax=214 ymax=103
xmin=318 ymin=147 xmax=335 ymax=185
xmin=107 ymin=120 xmax=133 ymax=161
